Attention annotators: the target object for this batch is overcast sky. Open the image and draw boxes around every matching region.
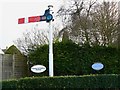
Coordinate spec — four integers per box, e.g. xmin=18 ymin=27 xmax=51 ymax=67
xmin=0 ymin=0 xmax=120 ymax=49
xmin=0 ymin=0 xmax=64 ymax=49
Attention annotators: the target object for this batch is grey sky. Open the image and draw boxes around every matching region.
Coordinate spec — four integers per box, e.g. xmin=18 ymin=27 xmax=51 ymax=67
xmin=0 ymin=0 xmax=119 ymax=49
xmin=0 ymin=0 xmax=63 ymax=49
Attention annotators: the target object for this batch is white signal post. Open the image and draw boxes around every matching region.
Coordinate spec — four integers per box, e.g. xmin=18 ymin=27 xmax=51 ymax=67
xmin=48 ymin=5 xmax=54 ymax=77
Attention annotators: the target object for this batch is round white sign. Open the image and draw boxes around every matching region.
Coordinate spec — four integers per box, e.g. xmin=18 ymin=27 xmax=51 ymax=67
xmin=31 ymin=65 xmax=46 ymax=73
xmin=92 ymin=62 xmax=104 ymax=71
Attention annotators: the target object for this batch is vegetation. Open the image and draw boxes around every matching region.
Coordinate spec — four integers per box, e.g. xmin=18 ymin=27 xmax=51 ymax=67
xmin=2 ymin=1 xmax=119 ymax=90
xmin=14 ymin=28 xmax=59 ymax=54
xmin=28 ymin=41 xmax=120 ymax=76
xmin=1 ymin=74 xmax=120 ymax=89
xmin=57 ymin=0 xmax=119 ymax=48
xmin=15 ymin=1 xmax=120 ymax=54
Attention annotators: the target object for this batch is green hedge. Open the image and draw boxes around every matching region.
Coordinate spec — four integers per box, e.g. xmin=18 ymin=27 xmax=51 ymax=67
xmin=1 ymin=74 xmax=120 ymax=89
xmin=28 ymin=41 xmax=120 ymax=76
xmin=1 ymin=79 xmax=17 ymax=90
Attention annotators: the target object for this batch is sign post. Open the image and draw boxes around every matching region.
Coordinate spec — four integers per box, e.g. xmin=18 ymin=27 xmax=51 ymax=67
xmin=18 ymin=5 xmax=54 ymax=77
xmin=47 ymin=5 xmax=54 ymax=77
xmin=49 ymin=16 xmax=53 ymax=77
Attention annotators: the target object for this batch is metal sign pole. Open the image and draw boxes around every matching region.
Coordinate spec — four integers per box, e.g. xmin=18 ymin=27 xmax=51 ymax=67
xmin=49 ymin=21 xmax=53 ymax=77
xmin=48 ymin=5 xmax=54 ymax=77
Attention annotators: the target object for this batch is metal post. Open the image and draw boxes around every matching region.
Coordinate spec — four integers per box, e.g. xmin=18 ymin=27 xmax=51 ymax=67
xmin=48 ymin=5 xmax=54 ymax=77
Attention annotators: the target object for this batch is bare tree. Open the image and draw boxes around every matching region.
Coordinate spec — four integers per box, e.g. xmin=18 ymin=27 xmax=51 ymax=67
xmin=14 ymin=25 xmax=59 ymax=54
xmin=117 ymin=2 xmax=120 ymax=49
xmin=57 ymin=0 xmax=119 ymax=47
xmin=92 ymin=2 xmax=118 ymax=46
xmin=57 ymin=0 xmax=97 ymax=45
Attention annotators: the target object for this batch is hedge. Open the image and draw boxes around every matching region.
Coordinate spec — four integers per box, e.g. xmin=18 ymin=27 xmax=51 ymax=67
xmin=28 ymin=41 xmax=120 ymax=76
xmin=1 ymin=74 xmax=120 ymax=89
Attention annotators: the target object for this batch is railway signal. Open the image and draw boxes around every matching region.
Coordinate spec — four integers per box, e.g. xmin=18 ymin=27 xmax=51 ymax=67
xmin=18 ymin=5 xmax=54 ymax=77
xmin=18 ymin=8 xmax=53 ymax=24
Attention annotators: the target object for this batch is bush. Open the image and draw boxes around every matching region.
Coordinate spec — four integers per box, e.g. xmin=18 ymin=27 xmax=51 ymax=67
xmin=1 ymin=74 xmax=120 ymax=89
xmin=2 ymin=79 xmax=17 ymax=89
xmin=28 ymin=41 xmax=120 ymax=76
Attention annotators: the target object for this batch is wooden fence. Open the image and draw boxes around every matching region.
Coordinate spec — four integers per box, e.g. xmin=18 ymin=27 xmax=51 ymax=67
xmin=0 ymin=54 xmax=28 ymax=80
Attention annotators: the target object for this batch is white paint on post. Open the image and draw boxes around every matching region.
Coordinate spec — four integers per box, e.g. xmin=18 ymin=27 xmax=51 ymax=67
xmin=49 ymin=20 xmax=54 ymax=77
xmin=25 ymin=17 xmax=28 ymax=23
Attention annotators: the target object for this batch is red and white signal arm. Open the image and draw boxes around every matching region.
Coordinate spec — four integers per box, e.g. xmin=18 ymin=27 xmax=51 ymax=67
xmin=18 ymin=16 xmax=46 ymax=24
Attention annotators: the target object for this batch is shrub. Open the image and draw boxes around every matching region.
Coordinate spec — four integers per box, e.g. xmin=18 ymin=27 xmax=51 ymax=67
xmin=1 ymin=74 xmax=120 ymax=89
xmin=2 ymin=79 xmax=17 ymax=89
xmin=28 ymin=41 xmax=120 ymax=76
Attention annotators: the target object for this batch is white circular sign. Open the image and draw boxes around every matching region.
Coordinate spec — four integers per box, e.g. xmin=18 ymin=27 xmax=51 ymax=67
xmin=92 ymin=62 xmax=104 ymax=70
xmin=31 ymin=65 xmax=46 ymax=73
